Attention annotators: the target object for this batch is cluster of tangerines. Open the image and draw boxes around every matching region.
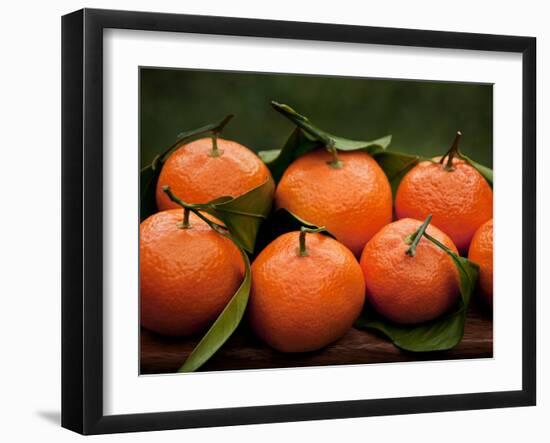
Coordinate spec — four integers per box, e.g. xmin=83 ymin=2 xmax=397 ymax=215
xmin=140 ymin=128 xmax=493 ymax=354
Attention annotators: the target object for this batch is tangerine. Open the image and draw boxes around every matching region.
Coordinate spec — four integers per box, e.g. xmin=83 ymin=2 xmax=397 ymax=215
xmin=395 ymin=133 xmax=493 ymax=253
xmin=248 ymin=229 xmax=365 ymax=352
xmin=468 ymin=219 xmax=493 ymax=307
xmin=274 ymin=149 xmax=392 ymax=257
xmin=359 ymin=218 xmax=460 ymax=324
xmin=156 ymin=137 xmax=273 ymax=210
xmin=140 ymin=208 xmax=244 ymax=336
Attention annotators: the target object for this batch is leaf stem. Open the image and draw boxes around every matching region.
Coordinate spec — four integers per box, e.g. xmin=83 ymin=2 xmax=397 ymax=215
xmin=423 ymin=231 xmax=455 ymax=256
xmin=162 ymin=186 xmax=228 ymax=235
xmin=439 ymin=131 xmax=462 ymax=171
xmin=405 ymin=214 xmax=433 ymax=257
xmin=298 ymin=225 xmax=327 ymax=256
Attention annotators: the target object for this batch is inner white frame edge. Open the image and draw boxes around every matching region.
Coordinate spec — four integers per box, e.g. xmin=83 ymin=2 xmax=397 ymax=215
xmin=103 ymin=28 xmax=523 ymax=415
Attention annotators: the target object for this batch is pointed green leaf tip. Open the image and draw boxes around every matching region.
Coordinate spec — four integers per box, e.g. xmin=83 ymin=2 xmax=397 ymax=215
xmin=271 ymin=101 xmax=309 ymax=122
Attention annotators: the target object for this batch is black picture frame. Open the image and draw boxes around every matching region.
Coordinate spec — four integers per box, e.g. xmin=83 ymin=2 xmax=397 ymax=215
xmin=62 ymin=8 xmax=536 ymax=435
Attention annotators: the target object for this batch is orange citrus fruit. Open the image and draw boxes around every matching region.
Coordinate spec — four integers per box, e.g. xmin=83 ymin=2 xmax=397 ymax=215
xmin=468 ymin=219 xmax=493 ymax=307
xmin=395 ymin=140 xmax=492 ymax=253
xmin=140 ymin=209 xmax=244 ymax=336
xmin=156 ymin=137 xmax=273 ymax=210
xmin=360 ymin=218 xmax=460 ymax=324
xmin=274 ymin=149 xmax=392 ymax=257
xmin=248 ymin=230 xmax=365 ymax=352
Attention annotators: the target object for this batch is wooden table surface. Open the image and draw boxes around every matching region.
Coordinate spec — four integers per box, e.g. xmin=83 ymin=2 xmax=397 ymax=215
xmin=141 ymin=300 xmax=493 ymax=374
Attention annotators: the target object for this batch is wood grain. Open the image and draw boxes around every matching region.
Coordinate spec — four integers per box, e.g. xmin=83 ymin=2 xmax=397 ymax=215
xmin=140 ymin=301 xmax=492 ymax=374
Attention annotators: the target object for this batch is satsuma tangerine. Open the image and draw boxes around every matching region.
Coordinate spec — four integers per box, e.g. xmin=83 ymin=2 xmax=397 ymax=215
xmin=274 ymin=149 xmax=392 ymax=257
xmin=468 ymin=218 xmax=493 ymax=307
xmin=360 ymin=218 xmax=460 ymax=324
xmin=248 ymin=229 xmax=365 ymax=352
xmin=140 ymin=209 xmax=244 ymax=336
xmin=395 ymin=133 xmax=493 ymax=253
xmin=156 ymin=137 xmax=273 ymax=210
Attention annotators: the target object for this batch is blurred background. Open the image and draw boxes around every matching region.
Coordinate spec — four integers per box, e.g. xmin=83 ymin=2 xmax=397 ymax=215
xmin=140 ymin=68 xmax=493 ymax=168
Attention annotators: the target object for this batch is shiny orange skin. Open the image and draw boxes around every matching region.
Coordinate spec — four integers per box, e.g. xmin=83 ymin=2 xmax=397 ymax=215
xmin=140 ymin=209 xmax=244 ymax=336
xmin=360 ymin=218 xmax=460 ymax=324
xmin=395 ymin=157 xmax=493 ymax=253
xmin=156 ymin=137 xmax=273 ymax=210
xmin=468 ymin=219 xmax=493 ymax=307
xmin=249 ymin=232 xmax=365 ymax=352
xmin=274 ymin=150 xmax=393 ymax=257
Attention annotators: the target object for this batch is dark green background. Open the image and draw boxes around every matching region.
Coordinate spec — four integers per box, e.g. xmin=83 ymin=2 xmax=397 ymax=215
xmin=140 ymin=68 xmax=493 ymax=168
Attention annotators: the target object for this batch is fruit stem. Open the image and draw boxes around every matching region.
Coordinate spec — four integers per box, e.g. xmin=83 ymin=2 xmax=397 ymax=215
xmin=439 ymin=131 xmax=462 ymax=171
xmin=326 ymin=142 xmax=343 ymax=169
xmin=162 ymin=186 xmax=194 ymax=229
xmin=405 ymin=214 xmax=433 ymax=257
xmin=209 ymin=132 xmax=224 ymax=157
xmin=162 ymin=186 xmax=228 ymax=235
xmin=180 ymin=208 xmax=191 ymax=229
xmin=207 ymin=114 xmax=234 ymax=158
xmin=298 ymin=226 xmax=327 ymax=257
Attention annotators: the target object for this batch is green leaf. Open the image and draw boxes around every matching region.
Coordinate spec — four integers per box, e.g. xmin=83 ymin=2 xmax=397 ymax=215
xmin=331 ymin=134 xmax=392 ymax=153
xmin=271 ymin=101 xmax=392 ymax=152
xmin=372 ymin=151 xmax=422 ymax=196
xmin=460 ymin=154 xmax=493 ymax=187
xmin=179 ymin=248 xmax=251 ymax=372
xmin=355 ymin=236 xmax=479 ymax=352
xmin=201 ymin=179 xmax=275 ymax=254
xmin=254 ymin=208 xmax=335 ymax=256
xmin=370 ymin=150 xmax=492 ymax=198
xmin=257 ymin=149 xmax=282 ymax=164
xmin=176 ymin=114 xmax=234 ymax=140
xmin=178 ymin=208 xmax=326 ymax=372
xmin=258 ymin=127 xmax=321 ymax=183
xmin=140 ymin=115 xmax=234 ymax=221
xmin=259 ymin=102 xmax=392 ymax=183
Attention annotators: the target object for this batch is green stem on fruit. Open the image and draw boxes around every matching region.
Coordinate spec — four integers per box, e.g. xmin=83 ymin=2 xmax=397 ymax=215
xmin=326 ymin=142 xmax=343 ymax=169
xmin=209 ymin=132 xmax=224 ymax=157
xmin=439 ymin=131 xmax=462 ymax=171
xmin=207 ymin=114 xmax=234 ymax=158
xmin=142 ymin=115 xmax=235 ymax=171
xmin=298 ymin=226 xmax=327 ymax=257
xmin=405 ymin=214 xmax=433 ymax=257
xmin=162 ymin=186 xmax=228 ymax=235
xmin=179 ymin=208 xmax=191 ymax=229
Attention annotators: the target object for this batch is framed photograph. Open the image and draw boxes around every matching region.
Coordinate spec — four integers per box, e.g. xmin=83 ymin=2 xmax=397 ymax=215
xmin=62 ymin=8 xmax=536 ymax=435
